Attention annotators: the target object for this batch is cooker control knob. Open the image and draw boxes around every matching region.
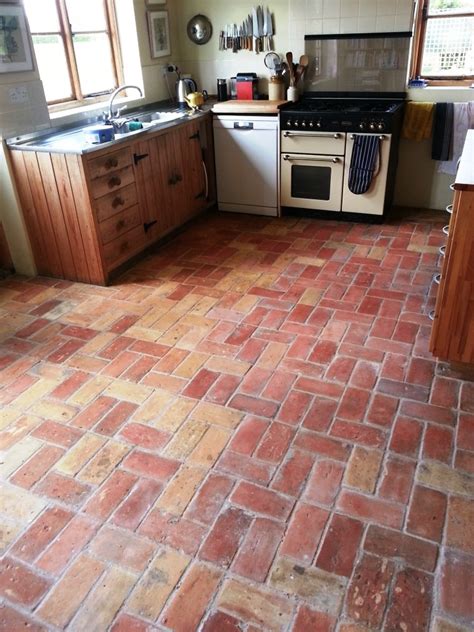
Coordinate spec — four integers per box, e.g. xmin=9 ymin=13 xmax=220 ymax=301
xmin=301 ymin=120 xmax=306 ymax=128
xmin=287 ymin=120 xmax=292 ymax=127
xmin=369 ymin=122 xmax=376 ymax=131
xmin=309 ymin=120 xmax=314 ymax=128
xmin=377 ymin=122 xmax=385 ymax=131
xmin=316 ymin=120 xmax=322 ymax=128
xmin=359 ymin=122 xmax=366 ymax=130
xmin=294 ymin=120 xmax=299 ymax=128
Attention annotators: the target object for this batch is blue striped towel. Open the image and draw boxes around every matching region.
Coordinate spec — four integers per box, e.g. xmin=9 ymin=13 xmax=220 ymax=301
xmin=348 ymin=135 xmax=380 ymax=195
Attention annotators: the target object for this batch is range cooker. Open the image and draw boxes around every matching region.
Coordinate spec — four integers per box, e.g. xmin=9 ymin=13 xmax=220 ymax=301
xmin=279 ymin=96 xmax=405 ymax=217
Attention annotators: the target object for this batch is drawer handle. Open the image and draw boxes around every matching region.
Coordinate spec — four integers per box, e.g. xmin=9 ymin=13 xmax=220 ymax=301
xmin=105 ymin=157 xmax=119 ymax=169
xmin=439 ymin=245 xmax=446 ymax=257
xmin=120 ymin=241 xmax=129 ymax=253
xmin=108 ymin=176 xmax=122 ymax=188
xmin=176 ymin=173 xmax=183 ymax=183
xmin=428 ymin=309 xmax=435 ymax=321
xmin=433 ymin=273 xmax=441 ymax=285
xmin=112 ymin=196 xmax=125 ymax=209
xmin=442 ymin=224 xmax=449 ymax=236
xmin=446 ymin=204 xmax=453 ymax=214
xmin=116 ymin=219 xmax=126 ymax=231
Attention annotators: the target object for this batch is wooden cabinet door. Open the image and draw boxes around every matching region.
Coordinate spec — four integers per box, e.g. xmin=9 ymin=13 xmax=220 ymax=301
xmin=179 ymin=121 xmax=208 ymax=219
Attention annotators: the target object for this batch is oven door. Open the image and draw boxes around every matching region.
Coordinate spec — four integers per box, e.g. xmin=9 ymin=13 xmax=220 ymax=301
xmin=281 ymin=153 xmax=343 ymax=211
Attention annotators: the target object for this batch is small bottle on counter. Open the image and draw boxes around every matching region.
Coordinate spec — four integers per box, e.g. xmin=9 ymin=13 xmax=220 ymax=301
xmin=268 ymin=75 xmax=285 ymax=101
xmin=217 ymin=78 xmax=228 ymax=102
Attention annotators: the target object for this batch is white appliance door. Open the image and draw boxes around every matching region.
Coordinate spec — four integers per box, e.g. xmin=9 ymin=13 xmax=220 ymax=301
xmin=281 ymin=152 xmax=343 ymax=212
xmin=342 ymin=133 xmax=391 ymax=216
xmin=213 ymin=116 xmax=278 ymax=216
xmin=281 ymin=130 xmax=345 ymax=156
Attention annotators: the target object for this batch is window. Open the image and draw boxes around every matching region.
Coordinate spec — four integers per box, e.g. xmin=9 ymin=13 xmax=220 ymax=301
xmin=24 ymin=0 xmax=122 ymax=106
xmin=411 ymin=0 xmax=474 ymax=84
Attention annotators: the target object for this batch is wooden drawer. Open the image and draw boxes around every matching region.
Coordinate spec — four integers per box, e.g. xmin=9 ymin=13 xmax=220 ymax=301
xmin=91 ymin=165 xmax=135 ymax=199
xmin=88 ymin=147 xmax=132 ymax=178
xmin=103 ymin=224 xmax=146 ymax=270
xmin=99 ymin=204 xmax=141 ymax=244
xmin=95 ymin=183 xmax=138 ymax=222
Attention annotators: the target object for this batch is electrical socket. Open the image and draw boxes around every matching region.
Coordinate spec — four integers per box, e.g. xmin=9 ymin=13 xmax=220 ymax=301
xmin=8 ymin=85 xmax=29 ymax=104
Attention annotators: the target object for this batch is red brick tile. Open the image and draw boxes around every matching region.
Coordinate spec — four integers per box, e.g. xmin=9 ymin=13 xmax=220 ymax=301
xmin=122 ymin=355 xmax=157 ymax=382
xmin=232 ymin=517 xmax=284 ymax=582
xmin=231 ymin=481 xmax=294 ymax=521
xmin=407 ymin=485 xmax=447 ymax=543
xmin=389 ymin=416 xmax=423 ymax=457
xmin=385 ymin=568 xmax=433 ymax=632
xmin=118 ymin=422 xmax=169 ymax=450
xmin=379 ymin=456 xmax=415 ymax=504
xmin=364 ymin=524 xmax=438 ymax=572
xmin=36 ymin=514 xmax=98 ymax=575
xmin=304 ymin=459 xmax=344 ymax=506
xmin=15 ymin=317 xmax=50 ymax=339
xmin=47 ymin=339 xmax=85 ymax=363
xmin=239 ymin=366 xmax=272 ymax=397
xmin=302 ymin=397 xmax=338 ymax=432
xmin=261 ymin=370 xmax=296 ymax=401
xmin=229 ymin=393 xmax=278 ymax=418
xmin=455 ymin=449 xmax=474 ymax=474
xmin=316 ymin=513 xmax=363 ymax=577
xmin=11 ymin=506 xmax=72 ymax=562
xmin=218 ymin=450 xmax=274 ymax=485
xmin=277 ymin=390 xmax=312 ymax=425
xmin=460 ymin=382 xmax=474 ymax=412
xmin=94 ymin=401 xmax=138 ymax=436
xmin=32 ymin=420 xmax=83 ymax=447
xmin=61 ymin=325 xmax=97 ymax=340
xmin=186 ymin=473 xmax=234 ymax=525
xmin=111 ymin=613 xmax=151 ymax=632
xmin=406 ymin=357 xmax=435 ymax=387
xmin=89 ymin=525 xmax=154 ymax=572
xmin=350 ymin=361 xmax=379 ymax=389
xmin=182 ymin=368 xmax=219 ymax=399
xmin=400 ymin=400 xmax=456 ymax=426
xmin=199 ymin=507 xmax=252 ymax=568
xmin=446 ymin=496 xmax=474 ymax=553
xmin=10 ymin=445 xmax=65 ymax=489
xmin=0 ymin=605 xmax=45 ymax=631
xmin=84 ymin=469 xmax=137 ymax=519
xmin=108 ymin=314 xmax=139 ymax=335
xmin=430 ymin=376 xmax=460 ymax=409
xmin=98 ymin=336 xmax=134 ymax=360
xmin=112 ymin=478 xmax=162 ymax=530
xmin=346 ymin=553 xmax=394 ymax=628
xmin=330 ymin=419 xmax=386 ymax=448
xmin=122 ymin=449 xmax=179 ymax=481
xmin=337 ymin=387 xmax=371 ymax=422
xmin=366 ymin=393 xmax=399 ymax=427
xmin=225 ymin=324 xmax=256 ymax=346
xmin=35 ymin=471 xmax=90 ymax=506
xmin=50 ymin=370 xmax=90 ymax=400
xmin=280 ymin=503 xmax=329 ymax=563
xmin=377 ymin=378 xmax=429 ymax=402
xmin=160 ymin=563 xmax=222 ymax=632
xmin=129 ymin=340 xmax=169 ymax=357
xmin=336 ymin=490 xmax=403 ymax=529
xmin=202 ymin=611 xmax=242 ymax=632
xmin=422 ymin=424 xmax=453 ymax=463
xmin=440 ymin=550 xmax=474 ymax=621
xmin=0 ymin=558 xmax=51 ymax=607
xmin=255 ymin=422 xmax=294 ymax=462
xmin=294 ymin=430 xmax=351 ymax=461
xmin=237 ymin=338 xmax=267 ymax=363
xmin=272 ymin=450 xmax=314 ymax=497
xmin=228 ymin=416 xmax=268 ymax=455
xmin=292 ymin=605 xmax=335 ymax=632
xmin=457 ymin=413 xmax=474 ymax=451
xmin=206 ymin=374 xmax=241 ymax=405
xmin=309 ymin=339 xmax=338 ymax=364
xmin=71 ymin=395 xmax=117 ymax=430
xmin=325 ymin=356 xmax=356 ymax=383
xmin=295 ymin=376 xmax=344 ymax=399
xmin=139 ymin=509 xmax=206 ymax=555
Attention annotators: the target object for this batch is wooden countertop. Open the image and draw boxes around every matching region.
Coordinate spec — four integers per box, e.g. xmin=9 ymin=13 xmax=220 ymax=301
xmin=212 ymin=100 xmax=287 ymax=115
xmin=454 ymin=129 xmax=474 ymax=192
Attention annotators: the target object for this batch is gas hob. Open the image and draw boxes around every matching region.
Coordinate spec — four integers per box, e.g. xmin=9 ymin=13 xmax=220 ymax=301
xmin=280 ymin=98 xmax=405 ymax=134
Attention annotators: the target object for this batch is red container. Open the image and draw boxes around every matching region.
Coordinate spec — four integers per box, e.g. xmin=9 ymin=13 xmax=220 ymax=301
xmin=236 ymin=73 xmax=258 ymax=100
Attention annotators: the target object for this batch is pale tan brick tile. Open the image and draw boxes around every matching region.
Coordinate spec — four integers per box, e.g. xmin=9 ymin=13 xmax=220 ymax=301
xmin=132 ymin=390 xmax=176 ymax=425
xmin=299 ymin=287 xmax=324 ymax=306
xmin=192 ymin=402 xmax=243 ymax=429
xmin=104 ymin=381 xmax=152 ymax=405
xmin=257 ymin=342 xmax=287 ymax=371
xmin=12 ymin=379 xmax=57 ymax=410
xmin=0 ymin=436 xmax=43 ymax=478
xmin=233 ymin=294 xmax=260 ymax=313
xmin=0 ymin=484 xmax=46 ymax=524
xmin=417 ymin=461 xmax=474 ymax=497
xmin=55 ymin=434 xmax=105 ymax=476
xmin=80 ymin=332 xmax=115 ymax=355
xmin=151 ymin=398 xmax=195 ymax=433
xmin=125 ymin=326 xmax=161 ymax=342
xmin=28 ymin=399 xmax=78 ymax=422
xmin=163 ymin=419 xmax=208 ymax=460
xmin=128 ymin=548 xmax=190 ymax=620
xmin=188 ymin=426 xmax=231 ymax=469
xmin=344 ymin=447 xmax=384 ymax=493
xmin=0 ymin=414 xmax=41 ymax=450
xmin=70 ymin=376 xmax=112 ymax=407
xmin=156 ymin=465 xmax=206 ymax=516
xmin=205 ymin=356 xmax=251 ymax=377
xmin=174 ymin=352 xmax=209 ymax=379
xmin=0 ymin=515 xmax=23 ymax=553
xmin=77 ymin=441 xmax=129 ymax=485
xmin=68 ymin=565 xmax=136 ymax=631
xmin=0 ymin=407 xmax=21 ymax=431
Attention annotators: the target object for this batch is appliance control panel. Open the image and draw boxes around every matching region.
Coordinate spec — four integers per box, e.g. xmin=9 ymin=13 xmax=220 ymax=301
xmin=282 ymin=117 xmax=389 ymax=133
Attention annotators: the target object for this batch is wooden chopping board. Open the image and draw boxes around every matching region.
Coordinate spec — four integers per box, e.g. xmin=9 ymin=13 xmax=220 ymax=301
xmin=212 ymin=100 xmax=287 ymax=115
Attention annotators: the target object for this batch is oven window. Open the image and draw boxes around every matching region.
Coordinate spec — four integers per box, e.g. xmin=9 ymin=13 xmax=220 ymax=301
xmin=291 ymin=165 xmax=331 ymax=200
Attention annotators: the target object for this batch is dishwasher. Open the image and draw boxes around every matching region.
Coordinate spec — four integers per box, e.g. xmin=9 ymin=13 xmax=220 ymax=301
xmin=213 ymin=115 xmax=279 ymax=216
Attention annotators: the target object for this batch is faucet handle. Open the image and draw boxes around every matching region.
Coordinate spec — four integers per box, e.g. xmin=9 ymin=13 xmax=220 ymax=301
xmin=116 ymin=105 xmax=128 ymax=118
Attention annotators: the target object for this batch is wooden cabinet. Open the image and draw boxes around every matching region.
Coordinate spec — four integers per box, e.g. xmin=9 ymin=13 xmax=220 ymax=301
xmin=9 ymin=114 xmax=215 ymax=285
xmin=430 ymin=131 xmax=474 ymax=365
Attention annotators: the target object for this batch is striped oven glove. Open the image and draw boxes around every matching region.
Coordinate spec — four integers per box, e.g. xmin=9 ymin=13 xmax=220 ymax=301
xmin=348 ymin=135 xmax=380 ymax=195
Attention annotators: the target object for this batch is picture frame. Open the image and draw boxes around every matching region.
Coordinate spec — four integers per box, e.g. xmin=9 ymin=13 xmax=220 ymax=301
xmin=0 ymin=4 xmax=34 ymax=73
xmin=145 ymin=1 xmax=166 ymax=5
xmin=147 ymin=10 xmax=171 ymax=58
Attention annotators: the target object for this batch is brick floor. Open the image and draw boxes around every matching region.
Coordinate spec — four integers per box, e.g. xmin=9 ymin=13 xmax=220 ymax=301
xmin=0 ymin=211 xmax=473 ymax=631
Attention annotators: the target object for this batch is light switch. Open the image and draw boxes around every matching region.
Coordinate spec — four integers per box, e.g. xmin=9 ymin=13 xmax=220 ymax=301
xmin=8 ymin=86 xmax=29 ymax=104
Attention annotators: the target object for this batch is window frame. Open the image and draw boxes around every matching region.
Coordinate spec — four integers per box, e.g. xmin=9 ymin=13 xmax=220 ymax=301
xmin=410 ymin=0 xmax=474 ymax=86
xmin=28 ymin=0 xmax=124 ymax=109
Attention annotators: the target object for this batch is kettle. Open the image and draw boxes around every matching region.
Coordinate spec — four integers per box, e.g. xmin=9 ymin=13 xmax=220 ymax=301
xmin=176 ymin=77 xmax=197 ymax=108
xmin=184 ymin=90 xmax=208 ymax=111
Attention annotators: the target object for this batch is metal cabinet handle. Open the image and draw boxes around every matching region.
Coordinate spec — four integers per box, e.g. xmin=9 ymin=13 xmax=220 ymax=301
xmin=105 ymin=157 xmax=118 ymax=169
xmin=283 ymin=154 xmax=340 ymax=163
xmin=446 ymin=204 xmax=453 ymax=214
xmin=350 ymin=134 xmax=387 ymax=140
xmin=442 ymin=225 xmax=449 ymax=236
xmin=202 ymin=160 xmax=209 ymax=200
xmin=283 ymin=131 xmax=341 ymax=139
xmin=108 ymin=176 xmax=121 ymax=188
xmin=433 ymin=273 xmax=441 ymax=285
xmin=234 ymin=122 xmax=254 ymax=130
xmin=111 ymin=196 xmax=124 ymax=209
xmin=439 ymin=245 xmax=446 ymax=257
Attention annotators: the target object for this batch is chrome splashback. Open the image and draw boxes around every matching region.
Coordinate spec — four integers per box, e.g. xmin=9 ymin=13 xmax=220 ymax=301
xmin=303 ymin=32 xmax=412 ymax=96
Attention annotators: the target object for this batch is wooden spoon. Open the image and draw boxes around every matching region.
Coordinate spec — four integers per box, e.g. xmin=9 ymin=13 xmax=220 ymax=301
xmin=286 ymin=51 xmax=295 ymax=86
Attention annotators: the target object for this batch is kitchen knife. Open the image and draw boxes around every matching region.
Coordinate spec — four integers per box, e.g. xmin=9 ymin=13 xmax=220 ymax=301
xmin=252 ymin=7 xmax=259 ymax=53
xmin=247 ymin=16 xmax=253 ymax=50
xmin=266 ymin=7 xmax=273 ymax=51
xmin=257 ymin=6 xmax=264 ymax=53
xmin=262 ymin=7 xmax=268 ymax=52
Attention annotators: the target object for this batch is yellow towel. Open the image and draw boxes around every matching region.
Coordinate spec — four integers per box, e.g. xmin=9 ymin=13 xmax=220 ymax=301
xmin=402 ymin=101 xmax=435 ymax=141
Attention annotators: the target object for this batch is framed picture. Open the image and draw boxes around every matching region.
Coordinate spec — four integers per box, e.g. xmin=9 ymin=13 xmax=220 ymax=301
xmin=147 ymin=10 xmax=171 ymax=58
xmin=145 ymin=1 xmax=166 ymax=5
xmin=0 ymin=4 xmax=34 ymax=73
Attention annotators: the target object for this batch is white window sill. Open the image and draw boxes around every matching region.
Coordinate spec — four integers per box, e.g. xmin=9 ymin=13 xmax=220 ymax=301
xmin=50 ymin=96 xmax=146 ymax=127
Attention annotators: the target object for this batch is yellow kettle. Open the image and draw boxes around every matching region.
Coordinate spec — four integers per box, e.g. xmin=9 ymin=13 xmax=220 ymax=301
xmin=184 ymin=90 xmax=208 ymax=110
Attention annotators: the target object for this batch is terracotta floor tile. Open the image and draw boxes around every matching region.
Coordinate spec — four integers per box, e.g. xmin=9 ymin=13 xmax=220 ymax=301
xmin=0 ymin=211 xmax=472 ymax=631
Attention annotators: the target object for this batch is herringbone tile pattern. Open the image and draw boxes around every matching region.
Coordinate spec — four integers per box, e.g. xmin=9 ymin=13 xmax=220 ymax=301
xmin=0 ymin=212 xmax=473 ymax=631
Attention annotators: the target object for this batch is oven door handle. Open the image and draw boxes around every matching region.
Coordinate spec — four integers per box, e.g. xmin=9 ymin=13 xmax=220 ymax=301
xmin=283 ymin=131 xmax=342 ymax=139
xmin=283 ymin=154 xmax=341 ymax=163
xmin=350 ymin=134 xmax=387 ymax=141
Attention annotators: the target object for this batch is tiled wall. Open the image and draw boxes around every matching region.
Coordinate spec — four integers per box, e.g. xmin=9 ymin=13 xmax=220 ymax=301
xmin=289 ymin=0 xmax=415 ymax=55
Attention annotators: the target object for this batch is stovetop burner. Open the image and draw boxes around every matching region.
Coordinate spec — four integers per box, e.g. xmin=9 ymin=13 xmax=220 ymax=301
xmin=279 ymin=96 xmax=405 ymax=133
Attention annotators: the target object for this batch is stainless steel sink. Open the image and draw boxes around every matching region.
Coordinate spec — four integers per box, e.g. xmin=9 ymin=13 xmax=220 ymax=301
xmin=114 ymin=111 xmax=186 ymax=136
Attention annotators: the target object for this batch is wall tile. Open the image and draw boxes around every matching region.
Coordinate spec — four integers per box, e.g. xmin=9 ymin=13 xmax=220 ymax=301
xmin=323 ymin=0 xmax=341 ymax=19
